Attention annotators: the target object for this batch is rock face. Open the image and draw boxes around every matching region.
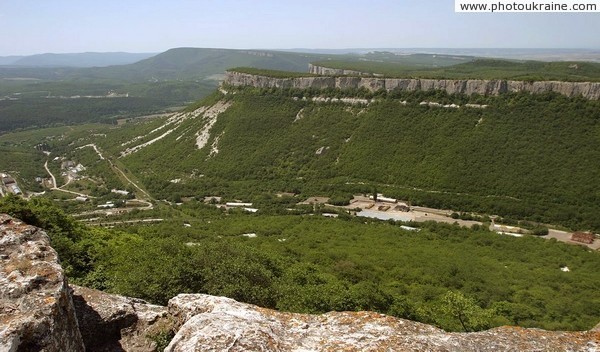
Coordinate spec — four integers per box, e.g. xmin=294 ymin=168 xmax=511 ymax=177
xmin=72 ymin=285 xmax=171 ymax=352
xmin=308 ymin=64 xmax=377 ymax=77
xmin=165 ymin=294 xmax=600 ymax=352
xmin=225 ymin=69 xmax=600 ymax=100
xmin=0 ymin=214 xmax=84 ymax=352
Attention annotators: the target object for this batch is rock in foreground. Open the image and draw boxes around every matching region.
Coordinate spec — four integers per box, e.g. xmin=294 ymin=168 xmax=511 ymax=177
xmin=0 ymin=214 xmax=84 ymax=352
xmin=166 ymin=294 xmax=599 ymax=352
xmin=72 ymin=285 xmax=171 ymax=352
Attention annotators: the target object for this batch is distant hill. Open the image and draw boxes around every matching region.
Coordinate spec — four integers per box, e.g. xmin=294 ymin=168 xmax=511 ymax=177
xmin=77 ymin=47 xmax=342 ymax=81
xmin=284 ymin=48 xmax=600 ymax=62
xmin=2 ymin=52 xmax=157 ymax=68
xmin=0 ymin=56 xmax=24 ymax=65
xmin=0 ymin=48 xmax=345 ymax=82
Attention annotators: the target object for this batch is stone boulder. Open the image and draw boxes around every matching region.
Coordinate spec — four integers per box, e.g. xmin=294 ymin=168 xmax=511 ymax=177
xmin=165 ymin=294 xmax=600 ymax=352
xmin=0 ymin=214 xmax=84 ymax=352
xmin=72 ymin=285 xmax=171 ymax=352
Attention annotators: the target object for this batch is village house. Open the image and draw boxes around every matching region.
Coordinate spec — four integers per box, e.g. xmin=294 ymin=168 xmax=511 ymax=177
xmin=394 ymin=203 xmax=411 ymax=212
xmin=111 ymin=189 xmax=130 ymax=196
xmin=226 ymin=202 xmax=253 ymax=207
xmin=369 ymin=194 xmax=397 ymax=203
xmin=570 ymin=232 xmax=595 ymax=244
xmin=8 ymin=184 xmax=21 ymax=195
xmin=2 ymin=177 xmax=15 ymax=185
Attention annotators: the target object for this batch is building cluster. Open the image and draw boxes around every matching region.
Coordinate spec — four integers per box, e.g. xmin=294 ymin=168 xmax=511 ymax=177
xmin=367 ymin=194 xmax=411 ymax=212
xmin=1 ymin=173 xmax=22 ymax=195
xmin=61 ymin=160 xmax=86 ymax=182
xmin=419 ymin=102 xmax=489 ymax=109
xmin=420 ymin=101 xmax=460 ymax=109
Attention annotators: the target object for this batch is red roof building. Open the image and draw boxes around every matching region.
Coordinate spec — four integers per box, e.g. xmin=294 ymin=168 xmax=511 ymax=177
xmin=571 ymin=232 xmax=595 ymax=244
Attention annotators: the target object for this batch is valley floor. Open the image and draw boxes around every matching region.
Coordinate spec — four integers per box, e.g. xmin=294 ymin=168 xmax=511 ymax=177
xmin=298 ymin=194 xmax=600 ymax=250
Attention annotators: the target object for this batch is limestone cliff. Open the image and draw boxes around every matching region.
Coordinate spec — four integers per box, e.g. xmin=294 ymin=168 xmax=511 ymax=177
xmin=0 ymin=214 xmax=84 ymax=352
xmin=1 ymin=213 xmax=599 ymax=351
xmin=308 ymin=64 xmax=379 ymax=77
xmin=225 ymin=69 xmax=600 ymax=100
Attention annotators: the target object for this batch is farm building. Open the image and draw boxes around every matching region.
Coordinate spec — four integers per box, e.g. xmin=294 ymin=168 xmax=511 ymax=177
xmin=226 ymin=202 xmax=253 ymax=207
xmin=394 ymin=203 xmax=411 ymax=212
xmin=571 ymin=232 xmax=595 ymax=244
xmin=2 ymin=177 xmax=15 ymax=185
xmin=369 ymin=194 xmax=397 ymax=203
xmin=111 ymin=189 xmax=130 ymax=196
xmin=8 ymin=184 xmax=21 ymax=195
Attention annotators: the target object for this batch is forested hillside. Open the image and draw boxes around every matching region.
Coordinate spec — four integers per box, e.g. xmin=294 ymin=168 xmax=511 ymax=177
xmin=119 ymin=88 xmax=600 ymax=231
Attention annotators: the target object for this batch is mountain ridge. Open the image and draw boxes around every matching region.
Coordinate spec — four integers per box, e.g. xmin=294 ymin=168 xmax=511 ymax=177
xmin=225 ymin=68 xmax=600 ymax=99
xmin=0 ymin=52 xmax=157 ymax=67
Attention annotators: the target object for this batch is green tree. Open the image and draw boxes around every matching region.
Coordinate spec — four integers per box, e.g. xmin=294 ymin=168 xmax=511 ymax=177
xmin=439 ymin=291 xmax=494 ymax=332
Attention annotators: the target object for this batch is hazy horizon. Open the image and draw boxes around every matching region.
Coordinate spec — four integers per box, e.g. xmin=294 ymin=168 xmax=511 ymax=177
xmin=3 ymin=47 xmax=600 ymax=56
xmin=1 ymin=0 xmax=599 ymax=56
xmin=3 ymin=48 xmax=600 ymax=64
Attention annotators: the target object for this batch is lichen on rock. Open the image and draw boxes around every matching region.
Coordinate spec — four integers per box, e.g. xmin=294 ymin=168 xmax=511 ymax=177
xmin=165 ymin=293 xmax=600 ymax=352
xmin=0 ymin=214 xmax=84 ymax=352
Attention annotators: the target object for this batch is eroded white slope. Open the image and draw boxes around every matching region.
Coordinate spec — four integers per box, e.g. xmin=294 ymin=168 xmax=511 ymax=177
xmin=195 ymin=100 xmax=232 ymax=150
xmin=119 ymin=102 xmax=230 ymax=158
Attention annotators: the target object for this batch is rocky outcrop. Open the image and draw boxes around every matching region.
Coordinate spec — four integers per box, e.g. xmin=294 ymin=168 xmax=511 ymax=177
xmin=165 ymin=293 xmax=600 ymax=352
xmin=72 ymin=285 xmax=171 ymax=352
xmin=0 ymin=214 xmax=84 ymax=352
xmin=225 ymin=70 xmax=600 ymax=100
xmin=308 ymin=64 xmax=379 ymax=77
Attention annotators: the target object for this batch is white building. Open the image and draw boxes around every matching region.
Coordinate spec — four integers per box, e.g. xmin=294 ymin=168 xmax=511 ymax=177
xmin=226 ymin=202 xmax=253 ymax=207
xmin=369 ymin=194 xmax=397 ymax=203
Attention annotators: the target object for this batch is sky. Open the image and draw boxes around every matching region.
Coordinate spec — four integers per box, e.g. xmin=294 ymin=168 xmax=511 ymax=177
xmin=1 ymin=0 xmax=599 ymax=56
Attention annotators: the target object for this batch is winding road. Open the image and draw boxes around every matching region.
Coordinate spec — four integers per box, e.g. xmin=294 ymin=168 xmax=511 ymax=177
xmin=78 ymin=143 xmax=152 ymax=201
xmin=44 ymin=144 xmax=154 ymax=217
xmin=107 ymin=157 xmax=152 ymax=201
xmin=44 ymin=161 xmax=57 ymax=188
xmin=76 ymin=144 xmax=105 ymax=160
xmin=44 ymin=159 xmax=95 ymax=198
